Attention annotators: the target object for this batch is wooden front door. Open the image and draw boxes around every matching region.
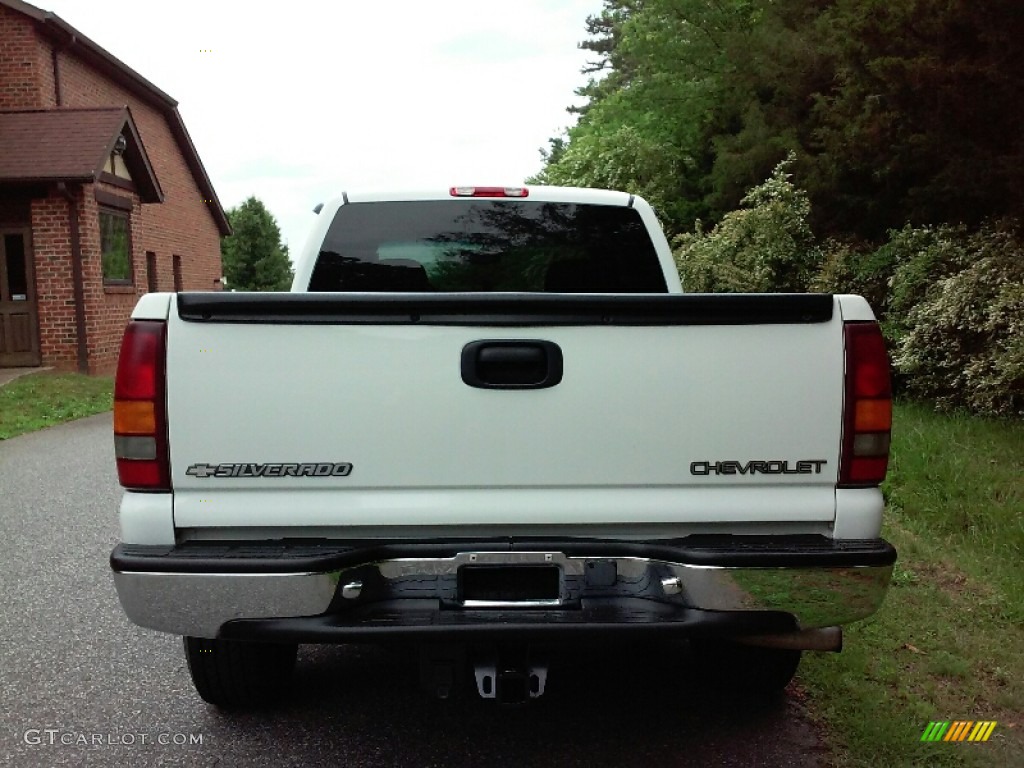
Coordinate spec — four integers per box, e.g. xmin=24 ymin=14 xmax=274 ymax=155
xmin=0 ymin=230 xmax=41 ymax=367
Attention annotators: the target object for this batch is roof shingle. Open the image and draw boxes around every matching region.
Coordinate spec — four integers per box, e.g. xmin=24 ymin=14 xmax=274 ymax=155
xmin=0 ymin=107 xmax=162 ymax=201
xmin=0 ymin=107 xmax=125 ymax=181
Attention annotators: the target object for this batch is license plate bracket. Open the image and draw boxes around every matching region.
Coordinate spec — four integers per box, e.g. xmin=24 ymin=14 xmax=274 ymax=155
xmin=458 ymin=565 xmax=561 ymax=606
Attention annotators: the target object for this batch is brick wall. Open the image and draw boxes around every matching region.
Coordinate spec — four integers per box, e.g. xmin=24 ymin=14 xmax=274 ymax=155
xmin=56 ymin=47 xmax=224 ymax=372
xmin=79 ymin=181 xmax=147 ymax=372
xmin=2 ymin=10 xmax=225 ymax=371
xmin=31 ymin=190 xmax=77 ymax=368
xmin=55 ymin=48 xmax=223 ymax=295
xmin=36 ymin=32 xmax=55 ymax=107
xmin=0 ymin=4 xmax=43 ymax=109
xmin=28 ymin=184 xmax=151 ymax=374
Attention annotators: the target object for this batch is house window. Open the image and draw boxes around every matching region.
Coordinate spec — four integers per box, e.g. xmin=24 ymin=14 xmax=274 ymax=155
xmin=146 ymin=251 xmax=157 ymax=292
xmin=173 ymin=254 xmax=183 ymax=292
xmin=100 ymin=209 xmax=132 ymax=284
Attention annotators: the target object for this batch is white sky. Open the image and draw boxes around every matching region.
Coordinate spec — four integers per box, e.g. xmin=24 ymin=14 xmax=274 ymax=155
xmin=42 ymin=0 xmax=603 ymax=257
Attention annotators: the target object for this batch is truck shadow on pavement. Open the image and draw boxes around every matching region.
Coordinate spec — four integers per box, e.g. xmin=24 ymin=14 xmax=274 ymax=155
xmin=208 ymin=642 xmax=830 ymax=768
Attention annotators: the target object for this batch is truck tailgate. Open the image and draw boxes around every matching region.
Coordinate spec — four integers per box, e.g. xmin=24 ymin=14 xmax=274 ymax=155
xmin=165 ymin=293 xmax=843 ymax=532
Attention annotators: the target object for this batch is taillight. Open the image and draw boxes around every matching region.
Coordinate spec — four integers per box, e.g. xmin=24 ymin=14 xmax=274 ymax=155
xmin=449 ymin=186 xmax=529 ymax=198
xmin=114 ymin=320 xmax=170 ymax=491
xmin=839 ymin=322 xmax=892 ymax=487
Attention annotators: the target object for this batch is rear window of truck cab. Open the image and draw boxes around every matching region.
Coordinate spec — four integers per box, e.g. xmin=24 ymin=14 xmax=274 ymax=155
xmin=308 ymin=200 xmax=668 ymax=293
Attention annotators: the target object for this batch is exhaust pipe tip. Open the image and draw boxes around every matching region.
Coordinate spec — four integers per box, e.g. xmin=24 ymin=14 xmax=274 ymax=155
xmin=736 ymin=626 xmax=843 ymax=652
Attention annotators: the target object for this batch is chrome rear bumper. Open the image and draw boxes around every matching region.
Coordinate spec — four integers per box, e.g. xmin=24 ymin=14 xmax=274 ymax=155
xmin=111 ymin=538 xmax=895 ymax=640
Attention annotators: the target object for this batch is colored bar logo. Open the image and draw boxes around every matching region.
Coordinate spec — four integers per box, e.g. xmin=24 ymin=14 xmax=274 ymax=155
xmin=921 ymin=721 xmax=997 ymax=742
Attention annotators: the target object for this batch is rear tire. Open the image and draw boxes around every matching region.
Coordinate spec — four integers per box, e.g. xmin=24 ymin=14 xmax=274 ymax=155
xmin=690 ymin=639 xmax=801 ymax=695
xmin=183 ymin=636 xmax=297 ymax=708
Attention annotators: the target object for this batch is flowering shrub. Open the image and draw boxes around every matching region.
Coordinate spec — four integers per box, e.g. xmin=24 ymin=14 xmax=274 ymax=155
xmin=813 ymin=225 xmax=965 ymax=338
xmin=674 ymin=154 xmax=1022 ymax=416
xmin=810 ymin=239 xmax=891 ymax=313
xmin=674 ymin=153 xmax=820 ymax=293
xmin=894 ymin=222 xmax=1024 ymax=416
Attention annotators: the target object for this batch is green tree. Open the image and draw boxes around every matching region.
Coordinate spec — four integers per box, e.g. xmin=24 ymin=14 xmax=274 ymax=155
xmin=801 ymin=0 xmax=1024 ymax=237
xmin=532 ymin=0 xmax=788 ymax=234
xmin=535 ymin=0 xmax=1024 ymax=242
xmin=674 ymin=153 xmax=820 ymax=293
xmin=221 ymin=197 xmax=294 ymax=291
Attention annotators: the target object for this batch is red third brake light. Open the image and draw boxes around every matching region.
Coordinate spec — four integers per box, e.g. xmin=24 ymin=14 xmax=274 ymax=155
xmin=114 ymin=320 xmax=170 ymax=491
xmin=839 ymin=322 xmax=893 ymax=487
xmin=450 ymin=186 xmax=529 ymax=198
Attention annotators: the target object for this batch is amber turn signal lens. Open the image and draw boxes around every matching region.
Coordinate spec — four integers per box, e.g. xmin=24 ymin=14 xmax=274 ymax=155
xmin=114 ymin=399 xmax=156 ymax=435
xmin=854 ymin=399 xmax=892 ymax=432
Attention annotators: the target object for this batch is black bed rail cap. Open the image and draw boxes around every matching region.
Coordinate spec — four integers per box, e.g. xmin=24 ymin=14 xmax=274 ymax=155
xmin=175 ymin=292 xmax=834 ymax=326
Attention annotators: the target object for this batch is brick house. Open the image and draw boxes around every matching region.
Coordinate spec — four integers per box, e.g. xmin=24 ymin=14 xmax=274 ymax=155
xmin=0 ymin=0 xmax=230 ymax=373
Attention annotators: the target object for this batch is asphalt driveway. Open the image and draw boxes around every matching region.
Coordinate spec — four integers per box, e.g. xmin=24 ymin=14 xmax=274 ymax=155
xmin=0 ymin=413 xmax=830 ymax=766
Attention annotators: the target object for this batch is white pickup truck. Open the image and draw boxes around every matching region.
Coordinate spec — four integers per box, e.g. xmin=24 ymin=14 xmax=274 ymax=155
xmin=110 ymin=186 xmax=896 ymax=706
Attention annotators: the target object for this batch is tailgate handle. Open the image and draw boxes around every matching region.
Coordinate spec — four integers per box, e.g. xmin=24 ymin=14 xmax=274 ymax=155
xmin=461 ymin=340 xmax=563 ymax=389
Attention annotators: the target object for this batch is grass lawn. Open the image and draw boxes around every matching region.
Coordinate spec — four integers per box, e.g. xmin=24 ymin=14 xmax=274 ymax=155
xmin=800 ymin=401 xmax=1023 ymax=767
xmin=0 ymin=372 xmax=113 ymax=440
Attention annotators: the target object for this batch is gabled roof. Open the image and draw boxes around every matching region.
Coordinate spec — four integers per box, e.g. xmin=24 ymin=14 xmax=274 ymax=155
xmin=0 ymin=107 xmax=162 ymax=202
xmin=0 ymin=0 xmax=231 ymax=234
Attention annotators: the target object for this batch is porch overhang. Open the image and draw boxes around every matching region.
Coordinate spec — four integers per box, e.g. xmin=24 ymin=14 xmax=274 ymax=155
xmin=0 ymin=107 xmax=162 ymax=202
